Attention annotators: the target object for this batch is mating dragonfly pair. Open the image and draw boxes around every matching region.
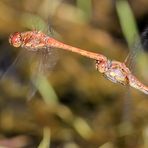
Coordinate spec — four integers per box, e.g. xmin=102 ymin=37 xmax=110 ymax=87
xmin=8 ymin=30 xmax=148 ymax=95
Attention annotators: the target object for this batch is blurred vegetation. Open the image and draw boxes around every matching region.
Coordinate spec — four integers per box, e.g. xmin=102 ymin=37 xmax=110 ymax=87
xmin=0 ymin=0 xmax=148 ymax=147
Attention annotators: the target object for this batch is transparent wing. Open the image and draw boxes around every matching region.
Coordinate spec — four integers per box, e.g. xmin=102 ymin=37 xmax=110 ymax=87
xmin=1 ymin=50 xmax=28 ymax=79
xmin=124 ymin=27 xmax=148 ymax=72
xmin=0 ymin=49 xmax=35 ymax=99
xmin=124 ymin=38 xmax=142 ymax=72
xmin=27 ymin=47 xmax=58 ymax=100
xmin=122 ymin=86 xmax=132 ymax=122
xmin=31 ymin=48 xmax=58 ymax=75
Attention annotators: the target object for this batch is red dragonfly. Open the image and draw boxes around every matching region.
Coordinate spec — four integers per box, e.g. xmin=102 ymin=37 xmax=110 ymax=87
xmin=8 ymin=30 xmax=148 ymax=95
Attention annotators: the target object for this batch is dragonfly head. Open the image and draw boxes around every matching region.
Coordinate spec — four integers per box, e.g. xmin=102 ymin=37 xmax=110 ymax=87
xmin=96 ymin=59 xmax=109 ymax=73
xmin=9 ymin=32 xmax=22 ymax=48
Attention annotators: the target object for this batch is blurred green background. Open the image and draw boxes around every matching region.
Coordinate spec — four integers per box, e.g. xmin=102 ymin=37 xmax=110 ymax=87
xmin=0 ymin=0 xmax=148 ymax=147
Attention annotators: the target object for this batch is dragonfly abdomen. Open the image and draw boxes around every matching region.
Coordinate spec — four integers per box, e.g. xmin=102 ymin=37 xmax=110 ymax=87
xmin=128 ymin=74 xmax=148 ymax=94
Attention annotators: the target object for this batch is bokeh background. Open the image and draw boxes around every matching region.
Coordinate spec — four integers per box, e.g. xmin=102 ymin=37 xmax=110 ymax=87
xmin=0 ymin=0 xmax=148 ymax=148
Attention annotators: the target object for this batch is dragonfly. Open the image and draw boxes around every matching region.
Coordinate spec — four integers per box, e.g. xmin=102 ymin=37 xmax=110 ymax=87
xmin=8 ymin=30 xmax=148 ymax=95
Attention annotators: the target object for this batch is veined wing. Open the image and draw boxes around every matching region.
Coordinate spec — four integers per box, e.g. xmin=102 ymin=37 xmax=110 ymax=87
xmin=124 ymin=38 xmax=142 ymax=72
xmin=27 ymin=46 xmax=58 ymax=100
xmin=0 ymin=49 xmax=36 ymax=99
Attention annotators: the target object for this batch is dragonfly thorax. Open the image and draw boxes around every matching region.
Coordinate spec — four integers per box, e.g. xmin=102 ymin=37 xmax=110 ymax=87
xmin=20 ymin=31 xmax=48 ymax=52
xmin=104 ymin=61 xmax=129 ymax=85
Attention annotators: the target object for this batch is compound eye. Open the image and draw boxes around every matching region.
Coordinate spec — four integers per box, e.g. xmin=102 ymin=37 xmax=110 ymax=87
xmin=9 ymin=32 xmax=22 ymax=47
